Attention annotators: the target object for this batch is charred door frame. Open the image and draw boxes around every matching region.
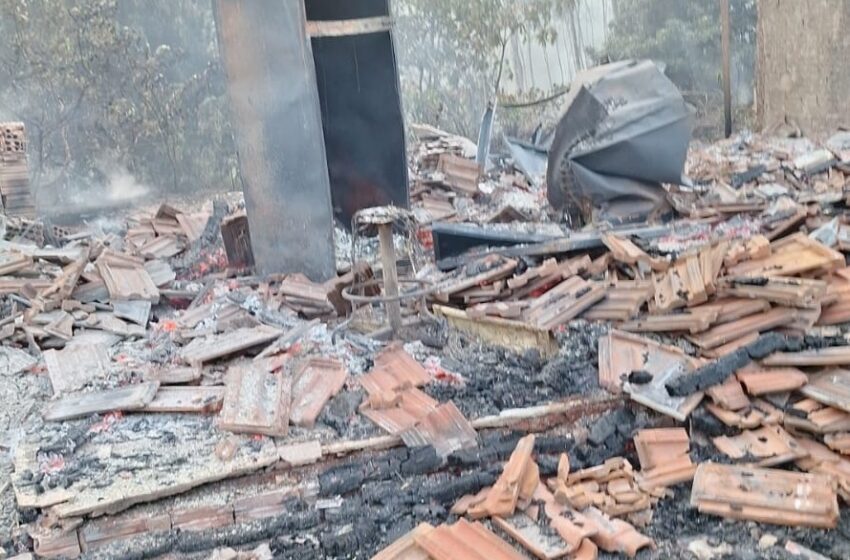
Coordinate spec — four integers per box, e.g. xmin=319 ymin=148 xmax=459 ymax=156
xmin=305 ymin=0 xmax=410 ymax=228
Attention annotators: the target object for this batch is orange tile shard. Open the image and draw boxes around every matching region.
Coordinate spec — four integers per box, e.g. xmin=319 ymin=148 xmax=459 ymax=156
xmin=726 ymin=233 xmax=843 ymax=278
xmin=736 ymin=366 xmax=808 ymax=396
xmin=633 ymin=428 xmax=696 ymax=490
xmin=400 ymin=401 xmax=478 ymax=458
xmin=706 ymin=376 xmax=750 ymax=410
xmin=691 ymin=462 xmax=839 ymax=528
xmin=763 ymin=347 xmax=850 ymax=368
xmin=583 ymin=507 xmax=654 ymax=558
xmin=597 ymin=330 xmax=699 ymax=394
xmin=289 ymin=357 xmax=347 ymax=428
xmin=469 ymin=434 xmax=537 ymax=518
xmin=712 ymin=425 xmax=805 ymax=467
xmin=359 ymin=344 xmax=431 ymax=396
xmin=414 ymin=519 xmax=525 ymax=560
xmin=799 ymin=369 xmax=850 ymax=412
xmin=359 ymin=346 xmax=476 ymax=457
xmin=524 ymin=277 xmax=606 ymax=330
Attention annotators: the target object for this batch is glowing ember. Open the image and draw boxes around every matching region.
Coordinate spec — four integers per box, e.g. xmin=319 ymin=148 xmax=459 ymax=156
xmin=89 ymin=411 xmax=124 ymax=434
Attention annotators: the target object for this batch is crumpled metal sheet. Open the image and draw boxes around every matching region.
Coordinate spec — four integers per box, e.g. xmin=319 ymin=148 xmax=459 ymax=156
xmin=547 ymin=60 xmax=693 ymax=225
xmin=504 ymin=136 xmax=548 ymax=188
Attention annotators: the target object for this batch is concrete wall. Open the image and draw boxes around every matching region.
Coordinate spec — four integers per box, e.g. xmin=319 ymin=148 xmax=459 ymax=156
xmin=757 ymin=0 xmax=850 ymax=134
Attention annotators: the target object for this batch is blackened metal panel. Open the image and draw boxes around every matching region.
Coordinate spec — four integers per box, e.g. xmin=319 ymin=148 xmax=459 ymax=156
xmin=305 ymin=0 xmax=388 ymax=20
xmin=214 ymin=0 xmax=336 ymax=281
xmin=306 ymin=0 xmax=409 ymax=227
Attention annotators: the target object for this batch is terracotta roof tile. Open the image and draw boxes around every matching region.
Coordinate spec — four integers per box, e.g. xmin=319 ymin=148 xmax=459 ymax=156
xmin=289 ymin=357 xmax=347 ymax=427
xmin=687 ymin=307 xmax=798 ymax=350
xmin=217 ymin=366 xmax=291 ymax=437
xmin=400 ymin=401 xmax=477 ymax=457
xmin=469 ymin=434 xmax=536 ymax=519
xmin=414 ymin=519 xmax=524 ymax=560
xmin=597 ymin=330 xmax=700 ymax=394
xmin=712 ymin=425 xmax=804 ymax=467
xmin=691 ymin=462 xmax=838 ymax=528
xmin=706 ymin=376 xmax=750 ymax=410
xmin=633 ymin=428 xmax=689 ymax=471
xmin=360 ymin=345 xmax=431 ymax=395
xmin=584 ymin=507 xmax=654 ymax=557
xmin=726 ymin=233 xmax=843 ymax=278
xmin=360 ymin=387 xmax=439 ymax=434
xmin=736 ymin=366 xmax=808 ymax=395
xmin=799 ymin=369 xmax=850 ymax=411
xmin=764 ymin=348 xmax=850 ymax=368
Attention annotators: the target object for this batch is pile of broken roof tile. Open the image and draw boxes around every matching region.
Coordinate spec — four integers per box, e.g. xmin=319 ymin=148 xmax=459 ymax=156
xmin=378 ymin=434 xmax=651 ymax=560
xmin=6 ymin=128 xmax=850 ymax=559
xmin=365 ymin=131 xmax=850 ymax=557
xmin=423 ymin=224 xmax=850 ymax=538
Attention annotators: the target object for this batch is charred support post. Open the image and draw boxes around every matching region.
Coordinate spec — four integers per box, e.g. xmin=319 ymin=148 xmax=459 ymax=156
xmin=721 ymin=0 xmax=732 ymax=138
xmin=214 ymin=0 xmax=336 ymax=281
xmin=377 ymin=222 xmax=402 ymax=335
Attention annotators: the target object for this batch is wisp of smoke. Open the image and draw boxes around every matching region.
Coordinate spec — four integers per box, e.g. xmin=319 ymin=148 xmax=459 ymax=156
xmin=103 ymin=164 xmax=150 ymax=202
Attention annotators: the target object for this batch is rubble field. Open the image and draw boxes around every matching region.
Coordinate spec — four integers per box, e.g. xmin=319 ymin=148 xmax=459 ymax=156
xmin=3 ymin=126 xmax=850 ymax=560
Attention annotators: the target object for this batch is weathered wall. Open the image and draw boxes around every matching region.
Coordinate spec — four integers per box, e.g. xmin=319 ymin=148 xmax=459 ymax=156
xmin=757 ymin=0 xmax=850 ymax=134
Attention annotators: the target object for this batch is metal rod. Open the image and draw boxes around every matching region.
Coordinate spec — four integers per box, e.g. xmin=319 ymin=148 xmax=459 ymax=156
xmin=721 ymin=0 xmax=732 ymax=138
xmin=377 ymin=223 xmax=402 ymax=335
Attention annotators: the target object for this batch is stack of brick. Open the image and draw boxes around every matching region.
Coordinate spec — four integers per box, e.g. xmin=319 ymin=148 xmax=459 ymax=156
xmin=0 ymin=122 xmax=35 ymax=219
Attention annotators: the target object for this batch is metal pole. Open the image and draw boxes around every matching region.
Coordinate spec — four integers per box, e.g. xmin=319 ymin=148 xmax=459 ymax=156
xmin=721 ymin=0 xmax=732 ymax=138
xmin=377 ymin=223 xmax=402 ymax=335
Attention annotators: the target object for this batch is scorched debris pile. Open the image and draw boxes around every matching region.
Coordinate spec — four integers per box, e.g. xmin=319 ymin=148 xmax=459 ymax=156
xmin=2 ymin=128 xmax=850 ymax=559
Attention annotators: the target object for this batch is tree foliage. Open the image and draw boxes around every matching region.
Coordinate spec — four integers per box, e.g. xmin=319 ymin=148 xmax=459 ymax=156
xmin=598 ymin=0 xmax=756 ymax=94
xmin=0 ymin=0 xmax=586 ymax=205
xmin=394 ymin=0 xmax=568 ymax=137
xmin=0 ymin=0 xmax=236 ymax=205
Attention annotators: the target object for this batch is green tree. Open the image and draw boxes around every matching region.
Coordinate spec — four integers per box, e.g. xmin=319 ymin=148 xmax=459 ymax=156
xmin=597 ymin=0 xmax=756 ymax=98
xmin=593 ymin=0 xmax=757 ymax=138
xmin=0 ymin=0 xmax=236 ymax=207
xmin=394 ymin=0 xmax=565 ymax=138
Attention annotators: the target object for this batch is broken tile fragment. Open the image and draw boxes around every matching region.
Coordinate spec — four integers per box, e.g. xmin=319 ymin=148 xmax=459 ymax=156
xmin=691 ymin=462 xmax=838 ymax=528
xmin=712 ymin=425 xmax=804 ymax=467
xmin=43 ymin=344 xmax=111 ymax=395
xmin=217 ymin=367 xmax=291 ymax=436
xmin=43 ymin=382 xmax=159 ymax=422
xmin=289 ymin=357 xmax=347 ymax=427
xmin=469 ymin=434 xmax=536 ymax=518
xmin=616 ymin=430 xmax=694 ymax=492
xmin=414 ymin=518 xmax=524 ymax=560
xmin=736 ymin=366 xmax=808 ymax=395
xmin=400 ymin=401 xmax=477 ymax=458
xmin=799 ymin=369 xmax=850 ymax=412
xmin=180 ymin=325 xmax=282 ymax=366
xmin=583 ymin=506 xmax=654 ymax=557
xmin=141 ymin=386 xmax=225 ymax=414
xmin=597 ymin=330 xmax=699 ymax=395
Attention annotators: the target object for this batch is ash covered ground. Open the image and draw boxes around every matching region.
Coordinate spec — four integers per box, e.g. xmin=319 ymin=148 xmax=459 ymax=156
xmin=2 ymin=318 xmax=846 ymax=560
